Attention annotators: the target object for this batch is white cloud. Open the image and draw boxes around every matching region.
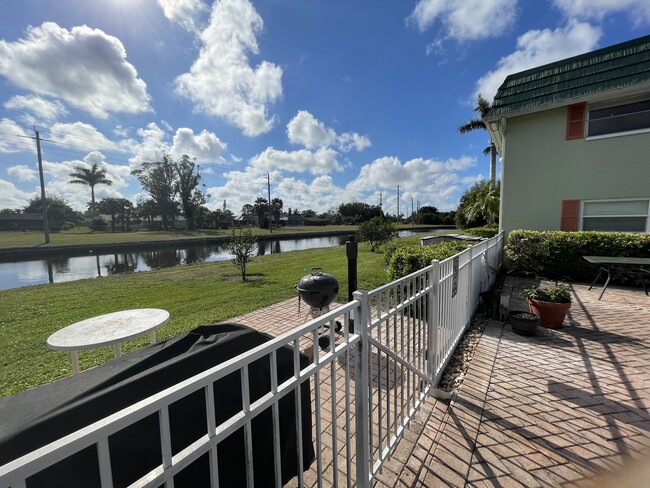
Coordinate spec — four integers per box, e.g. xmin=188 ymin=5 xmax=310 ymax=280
xmin=346 ymin=155 xmax=477 ymax=212
xmin=49 ymin=122 xmax=123 ymax=153
xmin=0 ymin=179 xmax=35 ymax=209
xmin=7 ymin=165 xmax=36 ymax=182
xmin=170 ymin=128 xmax=226 ymax=163
xmin=287 ymin=111 xmax=336 ymax=149
xmin=175 ymin=0 xmax=283 ymax=136
xmin=286 ymin=110 xmax=371 ymax=153
xmin=126 ymin=122 xmax=228 ymax=169
xmin=553 ymin=0 xmax=650 ymax=27
xmin=0 ymin=119 xmax=34 ymax=153
xmin=337 ymin=132 xmax=372 ymax=152
xmin=206 ymin=150 xmax=480 ymax=215
xmin=408 ymin=0 xmax=517 ymax=41
xmin=0 ymin=22 xmax=151 ymax=118
xmin=474 ymin=21 xmax=602 ymax=101
xmin=157 ymin=0 xmax=208 ymax=32
xmin=250 ymin=147 xmax=342 ymax=175
xmin=4 ymin=95 xmax=68 ymax=124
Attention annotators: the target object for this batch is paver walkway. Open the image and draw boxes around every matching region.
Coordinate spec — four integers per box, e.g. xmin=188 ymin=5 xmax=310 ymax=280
xmin=379 ymin=277 xmax=650 ymax=487
xmin=229 ymin=278 xmax=650 ymax=487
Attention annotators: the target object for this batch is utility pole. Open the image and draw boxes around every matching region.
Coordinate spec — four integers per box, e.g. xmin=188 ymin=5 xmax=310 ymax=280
xmin=411 ymin=197 xmax=414 ymax=226
xmin=34 ymin=129 xmax=50 ymax=244
xmin=267 ymin=172 xmax=272 ymax=233
xmin=397 ymin=185 xmax=400 ymax=224
xmin=417 ymin=200 xmax=420 ymax=225
xmin=379 ymin=192 xmax=383 ymax=215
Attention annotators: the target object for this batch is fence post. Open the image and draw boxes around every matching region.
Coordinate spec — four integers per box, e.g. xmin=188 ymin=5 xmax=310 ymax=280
xmin=353 ymin=290 xmax=370 ymax=487
xmin=466 ymin=246 xmax=474 ymax=324
xmin=428 ymin=261 xmax=440 ymax=383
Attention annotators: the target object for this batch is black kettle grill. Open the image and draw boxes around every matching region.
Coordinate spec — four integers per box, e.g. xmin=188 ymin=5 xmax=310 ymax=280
xmin=296 ymin=268 xmax=339 ymax=310
xmin=296 ymin=268 xmax=342 ymax=341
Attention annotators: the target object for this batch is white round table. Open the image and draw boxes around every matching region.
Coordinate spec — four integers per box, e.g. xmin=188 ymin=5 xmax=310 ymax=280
xmin=47 ymin=309 xmax=170 ymax=374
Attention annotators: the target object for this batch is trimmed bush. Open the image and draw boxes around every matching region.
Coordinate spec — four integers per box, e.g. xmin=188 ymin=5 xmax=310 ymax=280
xmin=505 ymin=230 xmax=650 ymax=281
xmin=387 ymin=241 xmax=471 ymax=280
xmin=463 ymin=226 xmax=499 ymax=238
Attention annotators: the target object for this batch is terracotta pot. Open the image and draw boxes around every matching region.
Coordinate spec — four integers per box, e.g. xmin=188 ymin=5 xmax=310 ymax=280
xmin=528 ymin=299 xmax=571 ymax=329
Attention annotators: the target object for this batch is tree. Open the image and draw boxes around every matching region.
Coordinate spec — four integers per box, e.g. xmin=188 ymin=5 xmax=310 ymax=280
xmin=98 ymin=198 xmax=126 ymax=232
xmin=458 ymin=94 xmax=498 ymax=184
xmin=253 ymin=197 xmax=269 ymax=229
xmin=228 ymin=228 xmax=257 ymax=281
xmin=173 ymin=155 xmax=205 ymax=230
xmin=455 ymin=180 xmax=500 ymax=228
xmin=358 ymin=216 xmax=398 ymax=252
xmin=131 ymin=155 xmax=178 ymax=230
xmin=24 ymin=196 xmax=77 ymax=229
xmin=338 ymin=201 xmax=381 ymax=224
xmin=68 ymin=163 xmax=112 ymax=218
xmin=271 ymin=198 xmax=283 ymax=226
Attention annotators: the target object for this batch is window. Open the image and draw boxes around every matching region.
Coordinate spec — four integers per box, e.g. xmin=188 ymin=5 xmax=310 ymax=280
xmin=582 ymin=200 xmax=650 ymax=232
xmin=587 ymin=99 xmax=650 ymax=137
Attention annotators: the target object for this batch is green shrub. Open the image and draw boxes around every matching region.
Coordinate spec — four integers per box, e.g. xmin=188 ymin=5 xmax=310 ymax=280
xmin=61 ymin=221 xmax=76 ymax=231
xmin=505 ymin=230 xmax=650 ymax=281
xmin=387 ymin=241 xmax=471 ymax=280
xmin=523 ymin=284 xmax=572 ymax=303
xmin=463 ymin=226 xmax=499 ymax=238
xmin=90 ymin=217 xmax=107 ymax=231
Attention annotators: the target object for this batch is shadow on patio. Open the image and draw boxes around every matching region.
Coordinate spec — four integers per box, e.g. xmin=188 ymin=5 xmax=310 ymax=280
xmin=369 ymin=276 xmax=650 ymax=487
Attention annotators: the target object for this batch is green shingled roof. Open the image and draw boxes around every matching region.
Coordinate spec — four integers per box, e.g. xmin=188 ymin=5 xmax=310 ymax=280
xmin=487 ymin=35 xmax=650 ymax=119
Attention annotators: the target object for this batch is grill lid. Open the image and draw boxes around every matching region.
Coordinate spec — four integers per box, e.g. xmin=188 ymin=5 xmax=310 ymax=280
xmin=296 ymin=268 xmax=339 ymax=293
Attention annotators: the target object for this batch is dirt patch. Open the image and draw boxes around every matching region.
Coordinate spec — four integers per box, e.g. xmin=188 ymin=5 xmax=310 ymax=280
xmin=221 ymin=274 xmax=265 ymax=282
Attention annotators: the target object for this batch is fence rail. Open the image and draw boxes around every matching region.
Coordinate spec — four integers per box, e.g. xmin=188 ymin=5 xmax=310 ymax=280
xmin=0 ymin=232 xmax=504 ymax=488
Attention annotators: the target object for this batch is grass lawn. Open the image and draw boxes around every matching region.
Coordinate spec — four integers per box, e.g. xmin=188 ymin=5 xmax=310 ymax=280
xmin=0 ymin=241 xmax=392 ymax=397
xmin=0 ymin=224 xmax=444 ymax=249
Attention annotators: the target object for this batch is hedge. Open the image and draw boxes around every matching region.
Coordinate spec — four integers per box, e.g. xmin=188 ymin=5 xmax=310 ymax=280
xmin=505 ymin=230 xmax=650 ymax=282
xmin=463 ymin=226 xmax=499 ymax=238
xmin=387 ymin=241 xmax=471 ymax=280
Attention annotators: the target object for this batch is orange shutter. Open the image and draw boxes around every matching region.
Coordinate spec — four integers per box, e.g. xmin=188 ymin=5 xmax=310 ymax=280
xmin=560 ymin=200 xmax=580 ymax=231
xmin=566 ymin=103 xmax=586 ymax=140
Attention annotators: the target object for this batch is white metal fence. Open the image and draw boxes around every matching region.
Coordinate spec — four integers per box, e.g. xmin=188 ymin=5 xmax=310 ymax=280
xmin=0 ymin=232 xmax=503 ymax=488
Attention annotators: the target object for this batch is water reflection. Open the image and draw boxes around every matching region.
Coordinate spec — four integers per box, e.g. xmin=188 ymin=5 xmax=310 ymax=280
xmin=0 ymin=229 xmax=449 ymax=291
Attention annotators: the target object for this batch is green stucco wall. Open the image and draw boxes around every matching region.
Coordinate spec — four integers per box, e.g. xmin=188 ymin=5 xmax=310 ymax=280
xmin=501 ymin=106 xmax=650 ymax=234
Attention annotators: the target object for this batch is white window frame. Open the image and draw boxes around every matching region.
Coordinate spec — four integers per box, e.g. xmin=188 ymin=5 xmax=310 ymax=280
xmin=579 ymin=198 xmax=650 ymax=233
xmin=585 ymin=95 xmax=650 ymax=140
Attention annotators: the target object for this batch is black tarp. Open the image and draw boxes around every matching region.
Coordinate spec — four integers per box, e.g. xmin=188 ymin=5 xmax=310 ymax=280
xmin=0 ymin=324 xmax=314 ymax=487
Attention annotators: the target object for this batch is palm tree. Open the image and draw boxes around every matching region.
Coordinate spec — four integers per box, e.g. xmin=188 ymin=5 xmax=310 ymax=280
xmin=69 ymin=163 xmax=112 ymax=218
xmin=464 ymin=181 xmax=500 ymax=227
xmin=271 ymin=198 xmax=283 ymax=226
xmin=458 ymin=95 xmax=498 ymax=184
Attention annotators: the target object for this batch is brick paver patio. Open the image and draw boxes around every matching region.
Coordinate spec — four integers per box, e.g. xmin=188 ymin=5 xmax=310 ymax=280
xmin=229 ymin=277 xmax=650 ymax=487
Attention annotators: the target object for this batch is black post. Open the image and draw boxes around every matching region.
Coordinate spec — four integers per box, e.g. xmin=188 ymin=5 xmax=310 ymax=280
xmin=346 ymin=234 xmax=358 ymax=302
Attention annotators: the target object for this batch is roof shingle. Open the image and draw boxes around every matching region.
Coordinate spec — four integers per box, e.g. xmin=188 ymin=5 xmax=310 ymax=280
xmin=487 ymin=35 xmax=650 ymax=119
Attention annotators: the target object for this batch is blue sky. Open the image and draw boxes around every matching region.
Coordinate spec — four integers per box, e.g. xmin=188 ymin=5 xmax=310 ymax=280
xmin=0 ymin=0 xmax=647 ymax=217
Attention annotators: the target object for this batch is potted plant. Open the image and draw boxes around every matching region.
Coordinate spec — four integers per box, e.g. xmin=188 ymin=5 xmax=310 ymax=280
xmin=508 ymin=310 xmax=540 ymax=336
xmin=522 ymin=283 xmax=572 ymax=329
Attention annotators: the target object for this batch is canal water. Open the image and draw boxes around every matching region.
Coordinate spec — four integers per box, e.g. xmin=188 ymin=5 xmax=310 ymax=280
xmin=0 ymin=229 xmax=448 ymax=291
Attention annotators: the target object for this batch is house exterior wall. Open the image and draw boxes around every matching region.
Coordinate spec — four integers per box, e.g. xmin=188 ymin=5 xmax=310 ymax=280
xmin=501 ymin=105 xmax=650 ymax=234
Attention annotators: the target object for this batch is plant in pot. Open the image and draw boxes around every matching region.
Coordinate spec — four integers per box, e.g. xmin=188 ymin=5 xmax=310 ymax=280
xmin=508 ymin=310 xmax=540 ymax=336
xmin=522 ymin=283 xmax=572 ymax=329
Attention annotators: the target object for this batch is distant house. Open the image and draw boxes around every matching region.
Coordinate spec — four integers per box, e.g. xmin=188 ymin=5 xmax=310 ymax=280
xmin=0 ymin=213 xmax=49 ymax=231
xmin=485 ymin=35 xmax=650 ymax=235
xmin=280 ymin=214 xmax=306 ymax=226
xmin=234 ymin=215 xmax=257 ymax=227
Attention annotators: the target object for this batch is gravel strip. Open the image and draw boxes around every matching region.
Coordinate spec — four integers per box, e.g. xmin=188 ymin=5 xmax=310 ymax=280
xmin=438 ymin=317 xmax=486 ymax=392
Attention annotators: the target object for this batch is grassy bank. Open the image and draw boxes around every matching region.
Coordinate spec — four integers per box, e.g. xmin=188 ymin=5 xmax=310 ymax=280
xmin=0 ymin=226 xmax=361 ymax=249
xmin=0 ymin=242 xmax=389 ymax=397
xmin=0 ymin=224 xmax=446 ymax=249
